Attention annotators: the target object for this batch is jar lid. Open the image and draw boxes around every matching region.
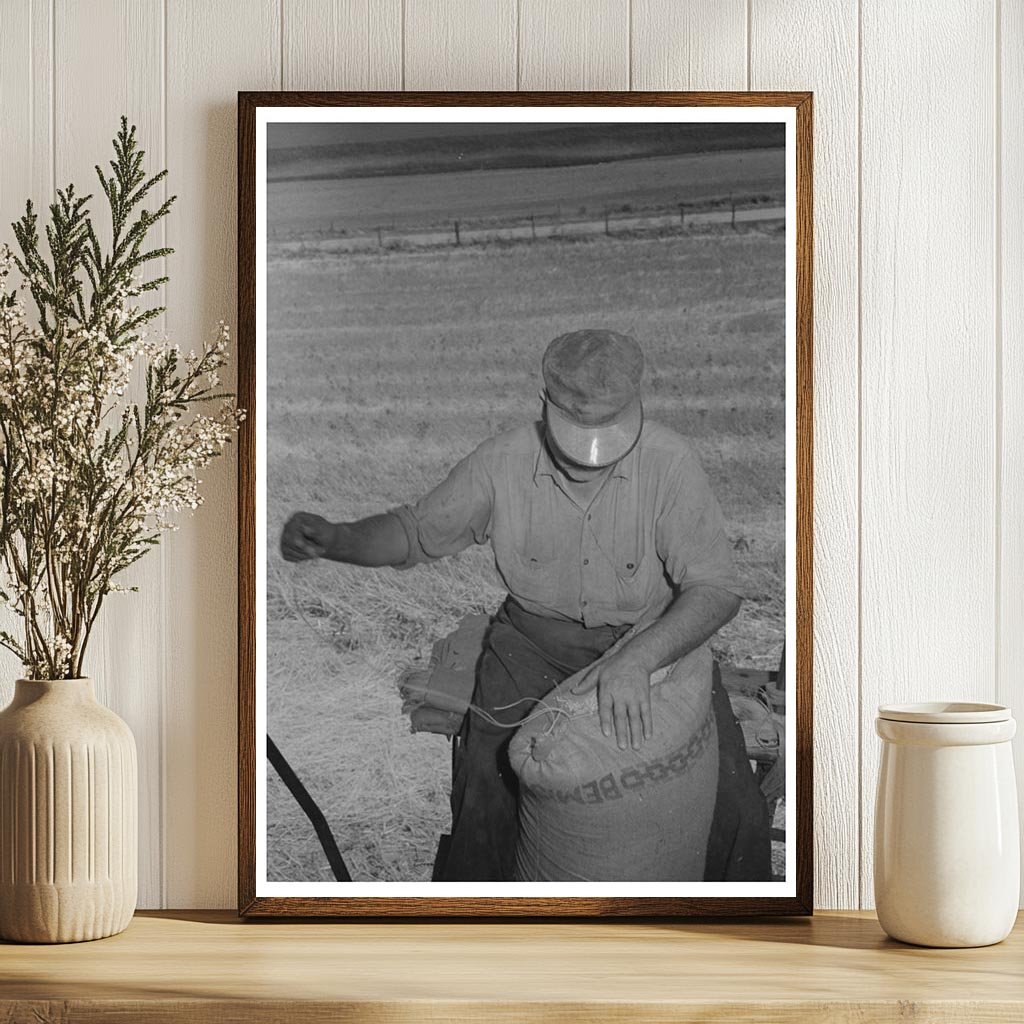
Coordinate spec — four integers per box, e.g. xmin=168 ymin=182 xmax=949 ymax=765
xmin=877 ymin=701 xmax=1011 ymax=724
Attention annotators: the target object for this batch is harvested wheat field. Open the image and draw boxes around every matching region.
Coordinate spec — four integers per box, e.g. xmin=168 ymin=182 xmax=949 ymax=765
xmin=266 ymin=224 xmax=785 ymax=882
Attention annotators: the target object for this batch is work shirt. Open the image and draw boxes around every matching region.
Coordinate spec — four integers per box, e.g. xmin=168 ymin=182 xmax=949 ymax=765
xmin=389 ymin=420 xmax=743 ymax=628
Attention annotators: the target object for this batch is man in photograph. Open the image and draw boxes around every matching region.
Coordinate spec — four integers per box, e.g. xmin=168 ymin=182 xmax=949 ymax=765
xmin=280 ymin=328 xmax=769 ymax=882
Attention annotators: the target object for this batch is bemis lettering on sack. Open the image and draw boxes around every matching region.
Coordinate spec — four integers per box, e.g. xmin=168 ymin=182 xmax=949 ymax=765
xmin=526 ymin=772 xmax=622 ymax=806
xmin=523 ymin=709 xmax=714 ymax=807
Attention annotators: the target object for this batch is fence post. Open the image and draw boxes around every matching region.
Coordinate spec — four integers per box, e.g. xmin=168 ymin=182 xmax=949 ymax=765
xmin=454 ymin=220 xmax=461 ymax=246
xmin=678 ymin=203 xmax=685 ymax=227
xmin=530 ymin=214 xmax=536 ymax=241
xmin=376 ymin=225 xmax=383 ymax=248
xmin=730 ymin=195 xmax=736 ymax=230
xmin=604 ymin=206 xmax=610 ymax=236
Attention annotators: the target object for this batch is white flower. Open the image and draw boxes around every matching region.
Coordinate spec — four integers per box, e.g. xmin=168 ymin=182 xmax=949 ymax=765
xmin=0 ymin=248 xmax=241 ymax=677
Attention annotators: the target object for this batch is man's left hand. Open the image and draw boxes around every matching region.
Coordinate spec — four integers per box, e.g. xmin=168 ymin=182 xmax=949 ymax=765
xmin=571 ymin=651 xmax=652 ymax=751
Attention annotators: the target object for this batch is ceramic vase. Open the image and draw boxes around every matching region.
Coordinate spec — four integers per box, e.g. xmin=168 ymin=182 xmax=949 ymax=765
xmin=874 ymin=701 xmax=1019 ymax=947
xmin=0 ymin=678 xmax=137 ymax=943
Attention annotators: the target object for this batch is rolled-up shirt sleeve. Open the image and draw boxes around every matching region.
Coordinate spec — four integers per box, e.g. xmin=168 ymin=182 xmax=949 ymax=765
xmin=388 ymin=443 xmax=494 ymax=570
xmin=655 ymin=451 xmax=745 ymax=599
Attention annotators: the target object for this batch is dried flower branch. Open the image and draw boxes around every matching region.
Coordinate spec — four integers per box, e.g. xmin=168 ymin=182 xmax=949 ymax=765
xmin=0 ymin=117 xmax=242 ymax=679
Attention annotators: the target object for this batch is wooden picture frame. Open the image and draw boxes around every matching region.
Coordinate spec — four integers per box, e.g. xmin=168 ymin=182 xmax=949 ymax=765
xmin=238 ymin=91 xmax=813 ymax=917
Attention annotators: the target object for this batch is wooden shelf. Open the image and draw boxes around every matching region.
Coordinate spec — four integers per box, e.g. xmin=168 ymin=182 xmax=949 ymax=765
xmin=2 ymin=909 xmax=1022 ymax=1022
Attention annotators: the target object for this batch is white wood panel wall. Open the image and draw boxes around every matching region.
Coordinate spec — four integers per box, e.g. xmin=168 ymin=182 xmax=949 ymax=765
xmin=0 ymin=0 xmax=1018 ymax=910
xmin=53 ymin=0 xmax=168 ymax=912
xmin=859 ymin=1 xmax=999 ymax=910
xmin=1003 ymin=0 xmax=1024 ymax=905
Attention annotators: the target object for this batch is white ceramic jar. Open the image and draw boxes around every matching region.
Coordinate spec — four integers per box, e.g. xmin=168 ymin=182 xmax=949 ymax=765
xmin=874 ymin=702 xmax=1019 ymax=947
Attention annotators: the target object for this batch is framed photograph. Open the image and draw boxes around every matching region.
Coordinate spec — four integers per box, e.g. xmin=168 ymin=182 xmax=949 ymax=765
xmin=237 ymin=91 xmax=812 ymax=917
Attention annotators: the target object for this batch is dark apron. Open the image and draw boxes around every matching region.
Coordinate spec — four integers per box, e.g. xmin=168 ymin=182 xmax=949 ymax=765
xmin=438 ymin=598 xmax=770 ymax=882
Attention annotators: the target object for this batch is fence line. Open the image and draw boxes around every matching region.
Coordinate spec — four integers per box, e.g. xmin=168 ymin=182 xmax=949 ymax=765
xmin=269 ymin=195 xmax=786 ymax=256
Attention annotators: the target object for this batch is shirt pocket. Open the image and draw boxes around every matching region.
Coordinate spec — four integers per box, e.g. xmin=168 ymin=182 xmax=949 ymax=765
xmin=496 ymin=499 xmax=563 ymax=605
xmin=505 ymin=542 xmax=561 ymax=608
xmin=610 ymin=509 xmax=647 ymax=611
xmin=517 ymin=499 xmax=559 ymax=568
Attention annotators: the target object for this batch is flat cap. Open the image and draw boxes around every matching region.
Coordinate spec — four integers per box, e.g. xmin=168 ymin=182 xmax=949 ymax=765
xmin=541 ymin=329 xmax=644 ymax=468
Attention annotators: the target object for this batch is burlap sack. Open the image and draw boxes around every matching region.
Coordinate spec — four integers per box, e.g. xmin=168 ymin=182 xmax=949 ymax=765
xmin=509 ymin=643 xmax=718 ymax=882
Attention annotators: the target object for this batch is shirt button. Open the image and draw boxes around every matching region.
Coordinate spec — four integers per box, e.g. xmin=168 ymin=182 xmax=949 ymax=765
xmin=583 ymin=558 xmax=589 ymax=565
xmin=581 ymin=600 xmax=588 ymax=607
xmin=587 ymin=514 xmax=592 ymax=521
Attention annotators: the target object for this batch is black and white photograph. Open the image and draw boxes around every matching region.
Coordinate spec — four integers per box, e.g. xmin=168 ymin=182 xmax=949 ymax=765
xmin=243 ymin=100 xmax=805 ymax=911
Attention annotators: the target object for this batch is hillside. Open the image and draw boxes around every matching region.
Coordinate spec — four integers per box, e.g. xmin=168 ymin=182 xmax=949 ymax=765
xmin=267 ymin=122 xmax=785 ymax=182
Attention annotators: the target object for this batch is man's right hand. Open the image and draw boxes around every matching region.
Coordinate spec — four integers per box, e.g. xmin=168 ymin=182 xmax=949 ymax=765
xmin=281 ymin=512 xmax=335 ymax=562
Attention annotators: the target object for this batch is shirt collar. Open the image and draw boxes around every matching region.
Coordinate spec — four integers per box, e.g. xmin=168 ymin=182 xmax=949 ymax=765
xmin=533 ymin=425 xmax=639 ymax=484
